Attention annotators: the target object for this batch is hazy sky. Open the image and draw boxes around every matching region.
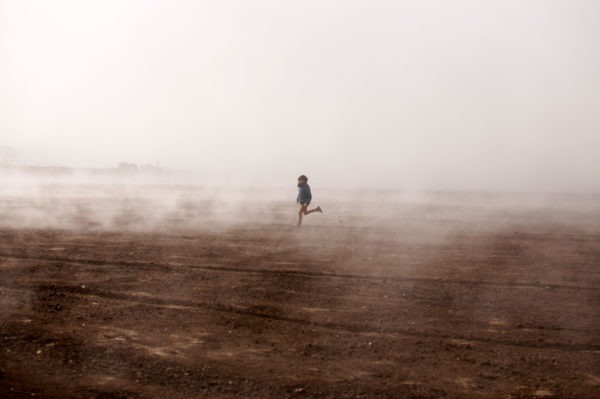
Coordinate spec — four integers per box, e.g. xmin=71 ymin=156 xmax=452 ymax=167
xmin=1 ymin=0 xmax=599 ymax=191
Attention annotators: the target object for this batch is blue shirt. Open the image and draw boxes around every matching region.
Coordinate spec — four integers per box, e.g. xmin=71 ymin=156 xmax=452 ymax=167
xmin=297 ymin=183 xmax=312 ymax=204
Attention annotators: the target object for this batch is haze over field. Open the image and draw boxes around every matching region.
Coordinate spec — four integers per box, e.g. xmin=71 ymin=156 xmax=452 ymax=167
xmin=1 ymin=0 xmax=599 ymax=191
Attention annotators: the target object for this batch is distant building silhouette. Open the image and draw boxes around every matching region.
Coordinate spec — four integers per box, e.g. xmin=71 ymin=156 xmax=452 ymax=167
xmin=117 ymin=162 xmax=138 ymax=174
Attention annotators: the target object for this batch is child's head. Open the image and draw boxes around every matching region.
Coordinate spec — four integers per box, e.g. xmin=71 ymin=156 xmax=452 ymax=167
xmin=297 ymin=175 xmax=308 ymax=186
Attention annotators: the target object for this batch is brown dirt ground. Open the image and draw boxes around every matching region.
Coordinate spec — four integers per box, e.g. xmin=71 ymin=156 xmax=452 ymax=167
xmin=0 ymin=191 xmax=599 ymax=398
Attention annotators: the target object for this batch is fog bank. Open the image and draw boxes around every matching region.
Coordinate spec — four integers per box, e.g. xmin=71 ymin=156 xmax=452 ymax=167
xmin=1 ymin=1 xmax=599 ymax=192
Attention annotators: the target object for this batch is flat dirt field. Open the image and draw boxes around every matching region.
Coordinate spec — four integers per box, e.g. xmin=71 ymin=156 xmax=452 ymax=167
xmin=1 ymin=183 xmax=599 ymax=398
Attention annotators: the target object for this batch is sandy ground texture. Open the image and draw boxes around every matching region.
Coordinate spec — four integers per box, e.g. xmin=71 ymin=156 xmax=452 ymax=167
xmin=0 ymin=184 xmax=599 ymax=398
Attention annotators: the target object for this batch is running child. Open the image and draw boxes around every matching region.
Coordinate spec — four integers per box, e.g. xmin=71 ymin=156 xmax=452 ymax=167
xmin=296 ymin=174 xmax=323 ymax=226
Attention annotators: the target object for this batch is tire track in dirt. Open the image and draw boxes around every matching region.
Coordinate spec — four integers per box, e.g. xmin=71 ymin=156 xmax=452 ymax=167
xmin=1 ymin=253 xmax=598 ymax=292
xmin=2 ymin=281 xmax=598 ymax=354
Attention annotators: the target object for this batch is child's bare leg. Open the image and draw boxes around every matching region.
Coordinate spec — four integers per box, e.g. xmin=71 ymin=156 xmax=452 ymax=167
xmin=297 ymin=204 xmax=307 ymax=226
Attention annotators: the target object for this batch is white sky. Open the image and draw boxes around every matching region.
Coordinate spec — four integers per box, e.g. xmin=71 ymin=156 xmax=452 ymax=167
xmin=1 ymin=0 xmax=599 ymax=191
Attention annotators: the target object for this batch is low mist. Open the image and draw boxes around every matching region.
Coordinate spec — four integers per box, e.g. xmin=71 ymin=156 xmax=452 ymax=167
xmin=1 ymin=168 xmax=599 ymax=236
